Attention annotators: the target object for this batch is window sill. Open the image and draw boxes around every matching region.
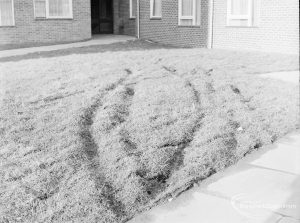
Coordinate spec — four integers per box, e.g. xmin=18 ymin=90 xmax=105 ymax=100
xmin=178 ymin=25 xmax=201 ymax=28
xmin=226 ymin=25 xmax=259 ymax=28
xmin=150 ymin=17 xmax=162 ymax=20
xmin=129 ymin=17 xmax=136 ymax=20
xmin=35 ymin=17 xmax=73 ymax=20
xmin=0 ymin=25 xmax=15 ymax=28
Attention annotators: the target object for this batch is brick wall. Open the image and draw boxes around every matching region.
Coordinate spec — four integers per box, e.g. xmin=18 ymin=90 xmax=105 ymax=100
xmin=212 ymin=0 xmax=299 ymax=54
xmin=113 ymin=0 xmax=136 ymax=36
xmin=0 ymin=0 xmax=91 ymax=45
xmin=139 ymin=0 xmax=209 ymax=47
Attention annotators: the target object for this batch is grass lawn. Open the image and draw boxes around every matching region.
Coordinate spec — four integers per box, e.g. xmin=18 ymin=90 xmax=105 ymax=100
xmin=0 ymin=40 xmax=299 ymax=223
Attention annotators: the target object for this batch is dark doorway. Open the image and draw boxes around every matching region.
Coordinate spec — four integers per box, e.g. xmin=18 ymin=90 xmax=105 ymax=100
xmin=91 ymin=0 xmax=113 ymax=34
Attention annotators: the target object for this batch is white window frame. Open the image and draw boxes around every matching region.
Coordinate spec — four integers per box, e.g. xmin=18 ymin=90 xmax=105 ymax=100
xmin=150 ymin=0 xmax=162 ymax=19
xmin=227 ymin=0 xmax=253 ymax=26
xmin=178 ymin=0 xmax=200 ymax=26
xmin=129 ymin=0 xmax=136 ymax=19
xmin=34 ymin=0 xmax=73 ymax=19
xmin=0 ymin=0 xmax=15 ymax=26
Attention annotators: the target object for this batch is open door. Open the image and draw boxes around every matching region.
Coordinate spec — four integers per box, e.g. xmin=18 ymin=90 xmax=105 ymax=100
xmin=91 ymin=0 xmax=113 ymax=34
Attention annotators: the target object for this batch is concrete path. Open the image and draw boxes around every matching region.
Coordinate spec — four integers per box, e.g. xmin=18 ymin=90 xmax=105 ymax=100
xmin=129 ymin=131 xmax=300 ymax=223
xmin=0 ymin=35 xmax=136 ymax=58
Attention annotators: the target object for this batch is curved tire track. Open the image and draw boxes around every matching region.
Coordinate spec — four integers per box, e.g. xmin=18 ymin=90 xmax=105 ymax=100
xmin=78 ymin=75 xmax=132 ymax=219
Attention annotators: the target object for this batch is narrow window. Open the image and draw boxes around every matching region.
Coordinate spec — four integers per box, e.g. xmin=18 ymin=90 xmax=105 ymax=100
xmin=34 ymin=0 xmax=72 ymax=19
xmin=130 ymin=0 xmax=137 ymax=18
xmin=178 ymin=0 xmax=201 ymax=26
xmin=34 ymin=0 xmax=46 ymax=18
xmin=48 ymin=0 xmax=72 ymax=18
xmin=0 ymin=0 xmax=15 ymax=26
xmin=150 ymin=0 xmax=162 ymax=18
xmin=227 ymin=0 xmax=259 ymax=26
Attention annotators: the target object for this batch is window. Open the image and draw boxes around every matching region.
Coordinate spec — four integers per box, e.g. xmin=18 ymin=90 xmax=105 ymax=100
xmin=227 ymin=0 xmax=259 ymax=26
xmin=0 ymin=0 xmax=15 ymax=26
xmin=178 ymin=0 xmax=201 ymax=26
xmin=34 ymin=0 xmax=46 ymax=18
xmin=130 ymin=0 xmax=137 ymax=18
xmin=150 ymin=0 xmax=162 ymax=18
xmin=34 ymin=0 xmax=73 ymax=19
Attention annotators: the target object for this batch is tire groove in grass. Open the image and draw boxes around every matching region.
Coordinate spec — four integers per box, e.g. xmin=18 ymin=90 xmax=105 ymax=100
xmin=117 ymin=73 xmax=205 ymax=216
xmin=159 ymin=65 xmax=204 ymax=181
xmin=183 ymin=70 xmax=245 ymax=179
xmin=78 ymin=74 xmax=132 ymax=219
xmin=89 ymin=71 xmax=207 ymax=219
xmin=228 ymin=82 xmax=273 ymax=152
xmin=227 ymin=76 xmax=274 ymax=151
xmin=158 ymin=67 xmax=240 ymax=199
xmin=118 ymin=65 xmax=211 ymax=209
xmin=91 ymin=81 xmax=144 ymax=221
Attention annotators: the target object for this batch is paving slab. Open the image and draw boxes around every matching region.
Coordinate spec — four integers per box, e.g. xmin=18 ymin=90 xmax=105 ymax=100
xmin=0 ymin=35 xmax=136 ymax=58
xmin=130 ymin=191 xmax=281 ymax=223
xmin=279 ymin=217 xmax=300 ymax=223
xmin=129 ymin=132 xmax=300 ymax=223
xmin=277 ymin=132 xmax=300 ymax=148
xmin=260 ymin=71 xmax=299 ymax=84
xmin=250 ymin=143 xmax=300 ymax=175
xmin=204 ymin=166 xmax=300 ymax=219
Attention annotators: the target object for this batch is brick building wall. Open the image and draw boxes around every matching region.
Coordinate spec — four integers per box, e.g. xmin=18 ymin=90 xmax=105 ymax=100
xmin=0 ymin=0 xmax=91 ymax=45
xmin=113 ymin=0 xmax=136 ymax=36
xmin=139 ymin=0 xmax=209 ymax=47
xmin=212 ymin=0 xmax=299 ymax=54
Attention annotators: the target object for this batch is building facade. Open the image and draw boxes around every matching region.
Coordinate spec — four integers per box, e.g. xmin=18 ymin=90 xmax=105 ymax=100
xmin=137 ymin=0 xmax=299 ymax=53
xmin=212 ymin=0 xmax=299 ymax=54
xmin=0 ymin=0 xmax=136 ymax=45
xmin=139 ymin=0 xmax=209 ymax=47
xmin=0 ymin=0 xmax=298 ymax=54
xmin=0 ymin=0 xmax=91 ymax=45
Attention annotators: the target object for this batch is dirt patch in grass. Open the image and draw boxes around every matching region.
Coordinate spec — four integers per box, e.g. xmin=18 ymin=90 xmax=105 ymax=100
xmin=0 ymin=47 xmax=298 ymax=222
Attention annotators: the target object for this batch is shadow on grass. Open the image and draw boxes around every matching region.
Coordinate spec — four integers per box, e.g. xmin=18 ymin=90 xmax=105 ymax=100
xmin=0 ymin=38 xmax=91 ymax=51
xmin=0 ymin=40 xmax=182 ymax=63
